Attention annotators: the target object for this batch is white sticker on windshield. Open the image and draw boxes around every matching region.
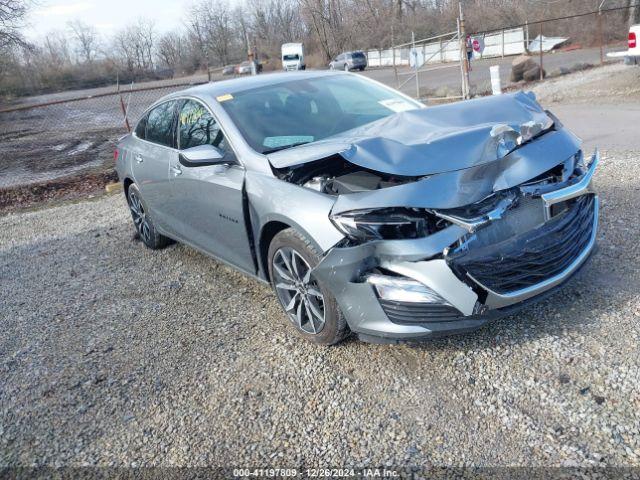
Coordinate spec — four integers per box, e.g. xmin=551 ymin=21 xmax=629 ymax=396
xmin=379 ymin=98 xmax=418 ymax=113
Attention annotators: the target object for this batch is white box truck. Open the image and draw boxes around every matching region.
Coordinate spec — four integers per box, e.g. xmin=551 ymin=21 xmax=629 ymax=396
xmin=281 ymin=43 xmax=305 ymax=71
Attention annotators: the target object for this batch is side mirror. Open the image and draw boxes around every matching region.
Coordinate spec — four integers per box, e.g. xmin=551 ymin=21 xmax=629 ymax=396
xmin=179 ymin=144 xmax=228 ymax=167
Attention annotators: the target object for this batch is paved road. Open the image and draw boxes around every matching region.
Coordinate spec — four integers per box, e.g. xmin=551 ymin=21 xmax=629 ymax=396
xmin=362 ymin=45 xmax=623 ymax=98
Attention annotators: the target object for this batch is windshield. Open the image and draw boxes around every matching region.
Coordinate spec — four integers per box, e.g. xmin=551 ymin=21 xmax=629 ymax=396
xmin=219 ymin=75 xmax=420 ymax=154
xmin=283 ymin=54 xmax=300 ymax=61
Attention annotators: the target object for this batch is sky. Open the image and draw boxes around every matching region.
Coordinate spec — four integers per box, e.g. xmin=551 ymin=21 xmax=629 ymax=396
xmin=25 ymin=0 xmax=198 ymax=40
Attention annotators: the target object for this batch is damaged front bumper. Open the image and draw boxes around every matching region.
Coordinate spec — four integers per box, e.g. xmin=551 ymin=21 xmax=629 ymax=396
xmin=312 ymin=151 xmax=599 ymax=343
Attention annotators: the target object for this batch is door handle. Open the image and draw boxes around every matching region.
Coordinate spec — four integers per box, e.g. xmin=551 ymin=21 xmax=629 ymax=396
xmin=135 ymin=154 xmax=144 ymax=164
xmin=170 ymin=165 xmax=182 ymax=176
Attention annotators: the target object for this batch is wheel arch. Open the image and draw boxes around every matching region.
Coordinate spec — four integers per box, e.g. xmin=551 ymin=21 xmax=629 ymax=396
xmin=123 ymin=177 xmax=134 ymax=201
xmin=259 ymin=220 xmax=291 ymax=282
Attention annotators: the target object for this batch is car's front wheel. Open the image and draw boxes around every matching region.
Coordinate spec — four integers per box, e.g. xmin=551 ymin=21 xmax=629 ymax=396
xmin=343 ymin=63 xmax=349 ymax=71
xmin=268 ymin=228 xmax=349 ymax=345
xmin=127 ymin=183 xmax=172 ymax=250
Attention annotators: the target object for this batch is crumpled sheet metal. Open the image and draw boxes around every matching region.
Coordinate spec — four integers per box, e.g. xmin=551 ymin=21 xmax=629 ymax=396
xmin=311 ymin=228 xmax=479 ymax=332
xmin=310 ymin=243 xmax=428 ymax=334
xmin=332 ymin=128 xmax=580 ymax=213
xmin=268 ymin=91 xmax=555 ymax=176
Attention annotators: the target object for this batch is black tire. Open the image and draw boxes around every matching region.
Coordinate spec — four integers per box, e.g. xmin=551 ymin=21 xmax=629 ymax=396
xmin=268 ymin=228 xmax=349 ymax=345
xmin=127 ymin=183 xmax=172 ymax=250
xmin=359 ymin=66 xmax=365 ymax=71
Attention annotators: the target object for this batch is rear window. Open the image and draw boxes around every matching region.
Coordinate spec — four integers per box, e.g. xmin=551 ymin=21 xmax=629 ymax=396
xmin=351 ymin=52 xmax=366 ymax=60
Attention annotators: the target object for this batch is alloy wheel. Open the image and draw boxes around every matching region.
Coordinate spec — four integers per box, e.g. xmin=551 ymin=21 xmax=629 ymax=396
xmin=128 ymin=191 xmax=151 ymax=244
xmin=272 ymin=247 xmax=326 ymax=334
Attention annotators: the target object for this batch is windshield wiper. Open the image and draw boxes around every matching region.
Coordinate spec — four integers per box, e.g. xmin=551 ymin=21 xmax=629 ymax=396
xmin=262 ymin=141 xmax=310 ymax=154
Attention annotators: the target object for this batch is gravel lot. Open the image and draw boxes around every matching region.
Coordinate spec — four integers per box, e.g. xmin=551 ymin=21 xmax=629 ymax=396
xmin=1 ymin=147 xmax=639 ymax=468
xmin=2 ymin=65 xmax=640 ymax=468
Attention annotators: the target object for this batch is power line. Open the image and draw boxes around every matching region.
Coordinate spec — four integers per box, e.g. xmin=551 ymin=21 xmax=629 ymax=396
xmin=473 ymin=2 xmax=640 ymax=36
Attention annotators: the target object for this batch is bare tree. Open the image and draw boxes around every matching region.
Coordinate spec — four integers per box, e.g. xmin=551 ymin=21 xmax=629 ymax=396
xmin=113 ymin=19 xmax=156 ymax=72
xmin=68 ymin=20 xmax=99 ymax=64
xmin=300 ymin=0 xmax=351 ymax=60
xmin=157 ymin=31 xmax=184 ymax=71
xmin=0 ymin=0 xmax=30 ymax=49
xmin=628 ymin=0 xmax=639 ymax=28
xmin=249 ymin=0 xmax=305 ymax=54
xmin=187 ymin=0 xmax=236 ymax=66
xmin=43 ymin=31 xmax=72 ymax=66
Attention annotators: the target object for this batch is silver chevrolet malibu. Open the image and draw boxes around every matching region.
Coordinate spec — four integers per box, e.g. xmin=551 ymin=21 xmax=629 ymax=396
xmin=115 ymin=71 xmax=599 ymax=345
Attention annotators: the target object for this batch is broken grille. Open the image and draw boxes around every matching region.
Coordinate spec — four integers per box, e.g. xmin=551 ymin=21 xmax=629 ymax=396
xmin=449 ymin=194 xmax=596 ymax=295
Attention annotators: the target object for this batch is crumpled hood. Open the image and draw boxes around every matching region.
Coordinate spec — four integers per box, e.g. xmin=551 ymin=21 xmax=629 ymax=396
xmin=267 ymin=91 xmax=554 ymax=176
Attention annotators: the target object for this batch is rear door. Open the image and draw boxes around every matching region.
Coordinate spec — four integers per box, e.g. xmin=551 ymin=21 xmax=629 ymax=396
xmin=130 ymin=100 xmax=179 ymax=233
xmin=168 ymin=99 xmax=255 ymax=273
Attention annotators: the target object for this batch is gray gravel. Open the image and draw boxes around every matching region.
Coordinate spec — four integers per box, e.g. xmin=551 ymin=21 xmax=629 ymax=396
xmin=1 ymin=147 xmax=639 ymax=468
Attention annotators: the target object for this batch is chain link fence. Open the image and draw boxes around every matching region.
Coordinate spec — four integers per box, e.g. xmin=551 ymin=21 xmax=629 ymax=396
xmin=0 ymin=81 xmax=206 ymax=203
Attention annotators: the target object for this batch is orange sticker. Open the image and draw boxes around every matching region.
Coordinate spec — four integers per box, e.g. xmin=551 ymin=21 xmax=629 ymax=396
xmin=216 ymin=94 xmax=233 ymax=102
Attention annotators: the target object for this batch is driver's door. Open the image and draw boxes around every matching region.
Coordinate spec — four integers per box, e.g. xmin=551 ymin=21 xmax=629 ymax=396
xmin=167 ymin=99 xmax=255 ymax=274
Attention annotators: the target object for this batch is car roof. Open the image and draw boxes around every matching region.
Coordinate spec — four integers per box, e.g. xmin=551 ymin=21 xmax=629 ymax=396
xmin=160 ymin=71 xmax=344 ymax=102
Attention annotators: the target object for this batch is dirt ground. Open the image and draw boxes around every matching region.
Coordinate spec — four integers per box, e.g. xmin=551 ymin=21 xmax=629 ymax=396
xmin=0 ymin=84 xmax=191 ymax=212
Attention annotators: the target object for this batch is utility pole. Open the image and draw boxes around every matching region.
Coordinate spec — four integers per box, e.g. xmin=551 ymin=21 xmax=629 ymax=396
xmin=458 ymin=1 xmax=470 ymax=99
xmin=412 ymin=31 xmax=419 ymax=99
xmin=391 ymin=21 xmax=399 ymax=88
xmin=539 ymin=22 xmax=544 ymax=81
xmin=598 ymin=0 xmax=606 ymax=65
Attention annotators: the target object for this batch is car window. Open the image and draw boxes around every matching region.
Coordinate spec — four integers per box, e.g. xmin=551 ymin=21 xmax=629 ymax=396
xmin=145 ymin=101 xmax=177 ymax=147
xmin=135 ymin=115 xmax=147 ymax=139
xmin=178 ymin=99 xmax=227 ymax=151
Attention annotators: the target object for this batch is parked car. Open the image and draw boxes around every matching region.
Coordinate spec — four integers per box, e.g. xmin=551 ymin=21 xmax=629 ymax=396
xmin=329 ymin=51 xmax=367 ymax=71
xmin=235 ymin=60 xmax=262 ymax=75
xmin=235 ymin=61 xmax=253 ymax=75
xmin=222 ymin=65 xmax=236 ymax=75
xmin=115 ymin=71 xmax=599 ymax=345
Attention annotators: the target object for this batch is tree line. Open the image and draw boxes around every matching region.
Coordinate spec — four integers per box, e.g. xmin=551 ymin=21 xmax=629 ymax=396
xmin=1 ymin=0 xmax=638 ymax=98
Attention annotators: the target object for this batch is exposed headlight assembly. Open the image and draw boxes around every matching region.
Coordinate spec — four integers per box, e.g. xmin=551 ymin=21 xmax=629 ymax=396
xmin=366 ymin=274 xmax=451 ymax=304
xmin=330 ymin=207 xmax=448 ymax=242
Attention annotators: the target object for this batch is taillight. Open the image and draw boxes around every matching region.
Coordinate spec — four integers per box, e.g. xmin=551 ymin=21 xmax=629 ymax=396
xmin=114 ymin=148 xmax=119 ymax=161
xmin=630 ymin=32 xmax=637 ymax=49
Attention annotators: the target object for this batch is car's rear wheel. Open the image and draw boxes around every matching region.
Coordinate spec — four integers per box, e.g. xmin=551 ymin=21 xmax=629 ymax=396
xmin=268 ymin=228 xmax=349 ymax=345
xmin=127 ymin=184 xmax=172 ymax=250
xmin=343 ymin=63 xmax=349 ymax=71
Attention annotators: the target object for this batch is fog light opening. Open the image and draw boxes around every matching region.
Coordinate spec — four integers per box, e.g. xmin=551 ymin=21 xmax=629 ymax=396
xmin=365 ymin=274 xmax=451 ymax=305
